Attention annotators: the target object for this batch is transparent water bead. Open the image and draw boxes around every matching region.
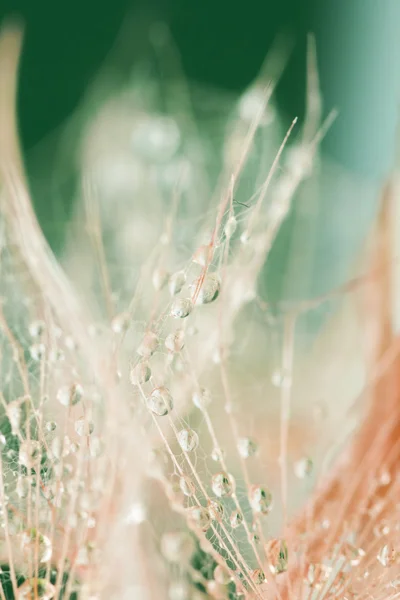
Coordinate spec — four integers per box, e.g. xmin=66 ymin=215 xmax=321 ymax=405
xmin=211 ymin=447 xmax=225 ymax=462
xmin=19 ymin=440 xmax=41 ymax=468
xmin=168 ymin=271 xmax=186 ymax=296
xmin=249 ymin=485 xmax=273 ymax=515
xmin=224 ymin=215 xmax=237 ymax=239
xmin=165 ymin=329 xmax=185 ymax=353
xmin=271 ymin=368 xmax=292 ymax=389
xmin=251 ymin=569 xmax=266 ymax=585
xmin=29 ymin=343 xmax=46 ymax=361
xmin=179 ymin=475 xmax=195 ymax=497
xmin=137 ymin=331 xmax=159 ymax=357
xmin=45 ymin=421 xmax=57 ymax=432
xmin=21 ymin=529 xmax=52 ymax=563
xmin=75 ymin=417 xmax=94 ymax=437
xmin=192 ymin=273 xmax=220 ymax=305
xmin=161 ymin=531 xmax=196 ymax=563
xmin=177 ymin=428 xmax=199 ymax=452
xmin=57 ymin=382 xmax=84 ymax=407
xmin=28 ymin=320 xmax=45 ymax=338
xmin=237 ymin=437 xmax=258 ymax=459
xmin=152 ymin=268 xmax=169 ymax=291
xmin=377 ymin=544 xmax=397 ymax=567
xmin=265 ymin=538 xmax=288 ymax=574
xmin=208 ymin=499 xmax=224 ymax=522
xmin=211 ymin=472 xmax=234 ymax=497
xmin=294 ymin=457 xmax=314 ymax=479
xmin=129 ymin=362 xmax=151 ymax=386
xmin=17 ymin=579 xmax=55 ymax=599
xmin=131 ymin=116 xmax=181 ymax=163
xmin=192 ymin=387 xmax=212 ymax=410
xmin=147 ymin=387 xmax=174 ymax=416
xmin=187 ymin=506 xmax=211 ymax=532
xmin=170 ymin=298 xmax=193 ymax=319
xmin=192 ymin=245 xmax=212 ymax=267
xmin=230 ymin=510 xmax=243 ymax=529
xmin=111 ymin=311 xmax=130 ymax=334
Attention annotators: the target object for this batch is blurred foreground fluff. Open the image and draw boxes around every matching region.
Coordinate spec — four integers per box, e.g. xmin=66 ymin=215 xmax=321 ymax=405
xmin=0 ymin=20 xmax=399 ymax=600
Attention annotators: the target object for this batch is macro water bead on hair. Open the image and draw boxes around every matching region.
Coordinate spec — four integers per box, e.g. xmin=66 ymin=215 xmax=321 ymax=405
xmin=147 ymin=386 xmax=174 ymax=416
xmin=237 ymin=437 xmax=258 ymax=459
xmin=249 ymin=485 xmax=273 ymax=515
xmin=194 ymin=273 xmax=220 ymax=305
xmin=179 ymin=475 xmax=195 ymax=497
xmin=137 ymin=331 xmax=159 ymax=357
xmin=165 ymin=329 xmax=185 ymax=353
xmin=75 ymin=417 xmax=94 ymax=436
xmin=130 ymin=361 xmax=151 ymax=386
xmin=170 ymin=298 xmax=193 ymax=319
xmin=186 ymin=506 xmax=211 ymax=532
xmin=177 ymin=427 xmax=199 ymax=452
xmin=168 ymin=271 xmax=186 ymax=296
xmin=211 ymin=472 xmax=235 ymax=497
xmin=56 ymin=382 xmax=84 ymax=407
xmin=192 ymin=387 xmax=212 ymax=410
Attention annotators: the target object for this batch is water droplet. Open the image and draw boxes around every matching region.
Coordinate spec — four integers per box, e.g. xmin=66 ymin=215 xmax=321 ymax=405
xmin=19 ymin=440 xmax=41 ymax=468
xmin=211 ymin=472 xmax=234 ymax=497
xmin=130 ymin=362 xmax=151 ymax=386
xmin=147 ymin=387 xmax=174 ymax=416
xmin=29 ymin=343 xmax=46 ymax=361
xmin=137 ymin=332 xmax=159 ymax=357
xmin=74 ymin=417 xmax=94 ymax=437
xmin=165 ymin=330 xmax=185 ymax=353
xmin=265 ymin=538 xmax=288 ymax=574
xmin=294 ymin=457 xmax=313 ymax=479
xmin=224 ymin=216 xmax=237 ymax=239
xmin=16 ymin=579 xmax=55 ymax=599
xmin=192 ymin=274 xmax=220 ymax=305
xmin=20 ymin=529 xmax=52 ymax=563
xmin=57 ymin=383 xmax=84 ymax=407
xmin=177 ymin=428 xmax=199 ymax=452
xmin=251 ymin=569 xmax=266 ymax=585
xmin=170 ymin=298 xmax=193 ymax=319
xmin=271 ymin=368 xmax=292 ymax=389
xmin=211 ymin=447 xmax=225 ymax=462
xmin=161 ymin=531 xmax=196 ymax=563
xmin=208 ymin=499 xmax=224 ymax=522
xmin=186 ymin=506 xmax=211 ymax=531
xmin=249 ymin=485 xmax=273 ymax=515
xmin=192 ymin=387 xmax=212 ymax=410
xmin=45 ymin=421 xmax=57 ymax=432
xmin=111 ymin=312 xmax=130 ymax=334
xmin=131 ymin=116 xmax=180 ymax=163
xmin=230 ymin=510 xmax=243 ymax=529
xmin=152 ymin=268 xmax=169 ymax=291
xmin=237 ymin=437 xmax=258 ymax=459
xmin=28 ymin=320 xmax=45 ymax=338
xmin=168 ymin=271 xmax=186 ymax=296
xmin=377 ymin=544 xmax=397 ymax=567
xmin=341 ymin=541 xmax=365 ymax=566
xmin=179 ymin=475 xmax=195 ymax=497
xmin=192 ymin=245 xmax=212 ymax=267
